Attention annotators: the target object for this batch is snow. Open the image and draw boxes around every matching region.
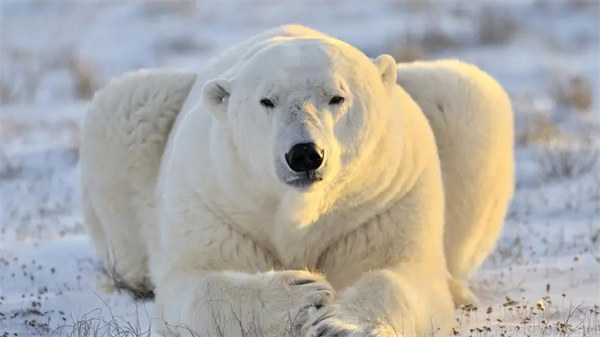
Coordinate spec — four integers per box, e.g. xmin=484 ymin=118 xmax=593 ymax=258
xmin=1 ymin=1 xmax=598 ymax=336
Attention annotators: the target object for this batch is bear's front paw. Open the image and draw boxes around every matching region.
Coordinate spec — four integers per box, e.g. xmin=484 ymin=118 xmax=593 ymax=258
xmin=261 ymin=270 xmax=334 ymax=334
xmin=302 ymin=305 xmax=395 ymax=337
xmin=305 ymin=316 xmax=361 ymax=337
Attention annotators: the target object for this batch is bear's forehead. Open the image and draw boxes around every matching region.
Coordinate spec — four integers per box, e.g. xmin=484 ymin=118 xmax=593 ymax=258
xmin=247 ymin=38 xmax=362 ymax=74
xmin=240 ymin=39 xmax=366 ymax=89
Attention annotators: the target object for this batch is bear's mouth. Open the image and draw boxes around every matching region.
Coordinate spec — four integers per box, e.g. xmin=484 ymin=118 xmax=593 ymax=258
xmin=285 ymin=170 xmax=323 ymax=189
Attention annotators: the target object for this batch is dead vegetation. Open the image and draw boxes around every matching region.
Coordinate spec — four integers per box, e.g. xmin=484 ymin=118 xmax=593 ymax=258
xmin=27 ymin=296 xmax=600 ymax=336
xmin=552 ymin=74 xmax=593 ymax=113
xmin=51 ymin=305 xmax=152 ymax=337
xmin=0 ymin=47 xmax=99 ymax=103
xmin=537 ymin=138 xmax=599 ymax=179
xmin=389 ymin=3 xmax=520 ymax=63
xmin=390 ymin=37 xmax=429 ymax=63
xmin=516 ymin=113 xmax=560 ymax=146
xmin=513 ymin=70 xmax=598 ymax=178
xmin=476 ymin=5 xmax=518 ymax=45
xmin=457 ymin=297 xmax=600 ymax=337
xmin=48 ymin=296 xmax=307 ymax=337
xmin=0 ymin=149 xmax=23 ymax=181
xmin=67 ymin=51 xmax=97 ymax=100
xmin=388 ymin=25 xmax=459 ymax=63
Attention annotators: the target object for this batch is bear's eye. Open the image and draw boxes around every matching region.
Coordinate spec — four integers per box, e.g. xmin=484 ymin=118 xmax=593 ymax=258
xmin=260 ymin=98 xmax=275 ymax=108
xmin=329 ymin=96 xmax=345 ymax=105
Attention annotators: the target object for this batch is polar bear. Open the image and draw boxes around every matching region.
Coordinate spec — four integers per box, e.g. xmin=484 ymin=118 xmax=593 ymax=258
xmin=79 ymin=25 xmax=513 ymax=336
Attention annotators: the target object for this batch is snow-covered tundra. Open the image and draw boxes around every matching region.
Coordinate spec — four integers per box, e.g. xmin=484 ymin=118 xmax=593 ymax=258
xmin=79 ymin=25 xmax=513 ymax=336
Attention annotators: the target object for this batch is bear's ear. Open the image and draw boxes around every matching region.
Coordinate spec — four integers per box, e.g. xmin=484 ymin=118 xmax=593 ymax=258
xmin=373 ymin=54 xmax=397 ymax=90
xmin=202 ymin=79 xmax=231 ymax=122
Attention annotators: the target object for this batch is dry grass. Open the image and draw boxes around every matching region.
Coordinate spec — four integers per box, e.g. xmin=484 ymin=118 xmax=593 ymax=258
xmin=389 ymin=23 xmax=460 ymax=63
xmin=419 ymin=25 xmax=458 ymax=52
xmin=0 ymin=148 xmax=23 ymax=181
xmin=391 ymin=40 xmax=428 ymax=63
xmin=476 ymin=5 xmax=518 ymax=45
xmin=552 ymin=74 xmax=593 ymax=113
xmin=537 ymin=136 xmax=599 ymax=179
xmin=50 ymin=303 xmax=152 ymax=337
xmin=0 ymin=48 xmax=42 ymax=103
xmin=512 ymin=91 xmax=561 ymax=146
xmin=516 ymin=113 xmax=560 ymax=146
xmin=142 ymin=0 xmax=196 ymax=16
xmin=0 ymin=46 xmax=100 ymax=103
xmin=533 ymin=0 xmax=597 ymax=10
xmin=67 ymin=52 xmax=97 ymax=100
xmin=456 ymin=298 xmax=600 ymax=337
xmin=0 ymin=82 xmax=16 ymax=103
xmin=31 ymin=298 xmax=600 ymax=337
xmin=48 ymin=297 xmax=307 ymax=337
xmin=567 ymin=0 xmax=599 ymax=10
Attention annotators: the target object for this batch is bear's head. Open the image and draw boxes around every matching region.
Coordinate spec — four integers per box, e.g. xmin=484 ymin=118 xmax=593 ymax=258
xmin=202 ymin=37 xmax=398 ymax=194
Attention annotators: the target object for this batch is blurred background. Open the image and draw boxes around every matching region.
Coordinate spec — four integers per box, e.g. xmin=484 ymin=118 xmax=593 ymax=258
xmin=2 ymin=1 xmax=599 ymax=107
xmin=0 ymin=1 xmax=599 ymax=336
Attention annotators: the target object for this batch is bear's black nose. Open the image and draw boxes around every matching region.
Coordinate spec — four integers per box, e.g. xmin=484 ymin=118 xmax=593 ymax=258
xmin=285 ymin=143 xmax=324 ymax=172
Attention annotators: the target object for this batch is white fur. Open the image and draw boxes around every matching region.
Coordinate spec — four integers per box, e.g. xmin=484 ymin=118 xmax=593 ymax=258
xmin=80 ymin=69 xmax=197 ymax=292
xmin=79 ymin=25 xmax=513 ymax=336
xmin=396 ymin=61 xmax=514 ymax=305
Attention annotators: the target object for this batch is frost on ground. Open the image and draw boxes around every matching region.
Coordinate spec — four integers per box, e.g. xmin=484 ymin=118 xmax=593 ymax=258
xmin=1 ymin=1 xmax=599 ymax=336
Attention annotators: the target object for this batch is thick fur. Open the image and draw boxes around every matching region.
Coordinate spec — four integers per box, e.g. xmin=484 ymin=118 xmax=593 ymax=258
xmin=79 ymin=25 xmax=513 ymax=336
xmin=79 ymin=69 xmax=197 ymax=292
xmin=396 ymin=60 xmax=514 ymax=304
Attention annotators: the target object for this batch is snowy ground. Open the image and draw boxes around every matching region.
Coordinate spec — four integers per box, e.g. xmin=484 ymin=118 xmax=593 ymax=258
xmin=1 ymin=1 xmax=599 ymax=336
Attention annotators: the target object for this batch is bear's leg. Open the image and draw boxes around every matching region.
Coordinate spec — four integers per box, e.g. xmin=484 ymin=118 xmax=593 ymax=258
xmin=303 ymin=263 xmax=454 ymax=337
xmin=445 ymin=194 xmax=511 ymax=289
xmin=81 ymin=188 xmax=109 ymax=268
xmin=92 ymin=187 xmax=153 ymax=297
xmin=155 ymin=269 xmax=334 ymax=337
xmin=448 ymin=276 xmax=479 ymax=307
xmin=154 ymin=208 xmax=334 ymax=337
xmin=303 ymin=162 xmax=453 ymax=336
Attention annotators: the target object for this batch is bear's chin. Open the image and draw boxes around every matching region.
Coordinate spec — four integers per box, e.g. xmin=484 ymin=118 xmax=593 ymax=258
xmin=283 ymin=170 xmax=324 ymax=190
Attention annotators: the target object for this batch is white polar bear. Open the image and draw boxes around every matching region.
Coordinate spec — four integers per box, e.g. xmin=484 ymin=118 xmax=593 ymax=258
xmin=79 ymin=25 xmax=513 ymax=336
